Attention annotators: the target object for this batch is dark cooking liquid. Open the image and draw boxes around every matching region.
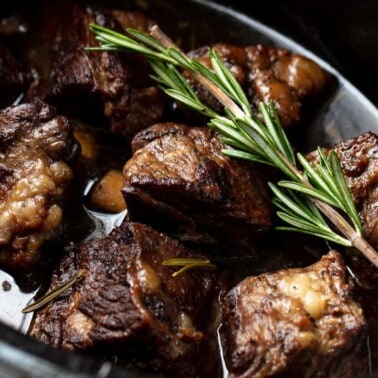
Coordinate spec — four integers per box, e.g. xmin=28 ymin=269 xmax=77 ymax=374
xmin=3 ymin=200 xmax=374 ymax=377
xmin=0 ymin=1 xmax=377 ymax=376
xmin=0 ymin=176 xmax=127 ymax=334
xmin=0 ymin=133 xmax=375 ymax=373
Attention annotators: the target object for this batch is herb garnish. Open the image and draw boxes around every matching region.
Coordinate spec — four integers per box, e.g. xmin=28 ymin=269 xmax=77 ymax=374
xmin=22 ymin=271 xmax=84 ymax=313
xmin=88 ymin=24 xmax=378 ymax=268
xmin=162 ymin=258 xmax=216 ymax=277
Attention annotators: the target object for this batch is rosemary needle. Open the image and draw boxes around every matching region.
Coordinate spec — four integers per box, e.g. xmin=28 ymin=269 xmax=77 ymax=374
xmin=88 ymin=23 xmax=378 ymax=268
xmin=22 ymin=271 xmax=84 ymax=313
xmin=163 ymin=258 xmax=216 ymax=277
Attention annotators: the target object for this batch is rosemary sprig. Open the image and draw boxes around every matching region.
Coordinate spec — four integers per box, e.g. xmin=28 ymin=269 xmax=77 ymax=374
xmin=88 ymin=24 xmax=378 ymax=267
xmin=162 ymin=258 xmax=216 ymax=277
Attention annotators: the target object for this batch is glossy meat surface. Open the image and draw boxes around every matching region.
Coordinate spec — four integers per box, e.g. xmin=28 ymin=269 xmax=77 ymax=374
xmin=307 ymin=132 xmax=378 ymax=250
xmin=30 ymin=222 xmax=216 ymax=372
xmin=188 ymin=44 xmax=327 ymax=127
xmin=334 ymin=132 xmax=378 ymax=249
xmin=0 ymin=101 xmax=79 ymax=267
xmin=221 ymin=251 xmax=367 ymax=377
xmin=0 ymin=3 xmax=372 ymax=377
xmin=123 ymin=122 xmax=272 ymax=246
xmin=30 ymin=5 xmax=164 ymax=141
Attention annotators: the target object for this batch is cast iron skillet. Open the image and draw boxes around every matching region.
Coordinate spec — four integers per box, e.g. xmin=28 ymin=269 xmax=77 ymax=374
xmin=0 ymin=0 xmax=377 ymax=377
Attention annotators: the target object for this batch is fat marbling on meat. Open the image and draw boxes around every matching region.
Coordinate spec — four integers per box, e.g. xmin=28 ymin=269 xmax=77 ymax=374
xmin=30 ymin=222 xmax=217 ymax=374
xmin=220 ymin=250 xmax=367 ymax=377
xmin=0 ymin=101 xmax=79 ymax=268
xmin=122 ymin=122 xmax=272 ymax=247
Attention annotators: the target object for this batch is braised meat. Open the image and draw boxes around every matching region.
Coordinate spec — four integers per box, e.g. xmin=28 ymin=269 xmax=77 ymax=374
xmin=0 ymin=3 xmax=373 ymax=377
xmin=220 ymin=250 xmax=367 ymax=377
xmin=111 ymin=10 xmax=154 ymax=32
xmin=123 ymin=122 xmax=272 ymax=247
xmin=188 ymin=44 xmax=327 ymax=127
xmin=0 ymin=42 xmax=29 ymax=106
xmin=30 ymin=222 xmax=216 ymax=373
xmin=0 ymin=101 xmax=79 ymax=268
xmin=331 ymin=132 xmax=378 ymax=250
xmin=29 ymin=5 xmax=164 ymax=141
xmin=307 ymin=132 xmax=378 ymax=250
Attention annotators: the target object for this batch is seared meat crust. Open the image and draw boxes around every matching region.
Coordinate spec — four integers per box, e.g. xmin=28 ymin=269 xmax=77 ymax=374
xmin=333 ymin=132 xmax=378 ymax=249
xmin=30 ymin=222 xmax=215 ymax=365
xmin=123 ymin=123 xmax=272 ymax=246
xmin=188 ymin=44 xmax=327 ymax=127
xmin=221 ymin=251 xmax=367 ymax=377
xmin=30 ymin=5 xmax=164 ymax=141
xmin=0 ymin=101 xmax=79 ymax=268
xmin=307 ymin=132 xmax=378 ymax=250
xmin=111 ymin=10 xmax=155 ymax=33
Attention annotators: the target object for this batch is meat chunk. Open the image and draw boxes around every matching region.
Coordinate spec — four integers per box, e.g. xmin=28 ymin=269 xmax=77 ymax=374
xmin=188 ymin=44 xmax=328 ymax=127
xmin=307 ymin=132 xmax=378 ymax=250
xmin=30 ymin=222 xmax=216 ymax=372
xmin=307 ymin=132 xmax=378 ymax=284
xmin=123 ymin=123 xmax=271 ymax=246
xmin=221 ymin=251 xmax=367 ymax=377
xmin=332 ymin=132 xmax=378 ymax=249
xmin=0 ymin=101 xmax=79 ymax=268
xmin=0 ymin=42 xmax=29 ymax=106
xmin=111 ymin=10 xmax=154 ymax=33
xmin=29 ymin=5 xmax=164 ymax=141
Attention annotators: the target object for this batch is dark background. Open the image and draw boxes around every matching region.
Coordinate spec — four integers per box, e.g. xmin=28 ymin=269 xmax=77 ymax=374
xmin=0 ymin=1 xmax=376 ymax=377
xmin=215 ymin=0 xmax=378 ymax=107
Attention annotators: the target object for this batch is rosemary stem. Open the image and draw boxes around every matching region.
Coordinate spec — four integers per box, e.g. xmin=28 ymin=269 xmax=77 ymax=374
xmin=352 ymin=236 xmax=378 ymax=267
xmin=149 ymin=25 xmax=378 ymax=268
xmin=312 ymin=198 xmax=378 ymax=266
xmin=198 ymin=75 xmax=246 ymax=118
xmin=151 ymin=25 xmax=313 ymax=182
xmin=90 ymin=24 xmax=378 ymax=268
xmin=150 ymin=25 xmax=246 ymax=119
xmin=311 ymin=198 xmax=358 ymax=241
xmin=150 ymin=25 xmax=178 ymax=49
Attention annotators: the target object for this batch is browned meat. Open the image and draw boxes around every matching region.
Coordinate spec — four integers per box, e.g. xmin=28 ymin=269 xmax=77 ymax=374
xmin=30 ymin=222 xmax=217 ymax=373
xmin=221 ymin=250 xmax=367 ymax=377
xmin=188 ymin=44 xmax=327 ymax=127
xmin=186 ymin=45 xmax=247 ymax=113
xmin=332 ymin=132 xmax=378 ymax=249
xmin=111 ymin=10 xmax=155 ymax=32
xmin=29 ymin=5 xmax=164 ymax=141
xmin=307 ymin=132 xmax=378 ymax=285
xmin=0 ymin=42 xmax=29 ymax=105
xmin=123 ymin=122 xmax=272 ymax=247
xmin=307 ymin=132 xmax=378 ymax=250
xmin=0 ymin=101 xmax=79 ymax=268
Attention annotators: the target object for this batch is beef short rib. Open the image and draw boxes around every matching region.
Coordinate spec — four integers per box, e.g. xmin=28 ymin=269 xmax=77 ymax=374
xmin=0 ymin=101 xmax=79 ymax=268
xmin=123 ymin=122 xmax=272 ymax=248
xmin=221 ymin=250 xmax=367 ymax=377
xmin=30 ymin=222 xmax=216 ymax=372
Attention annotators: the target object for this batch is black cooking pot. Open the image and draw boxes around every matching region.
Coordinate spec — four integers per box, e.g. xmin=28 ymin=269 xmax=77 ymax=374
xmin=0 ymin=1 xmax=377 ymax=377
